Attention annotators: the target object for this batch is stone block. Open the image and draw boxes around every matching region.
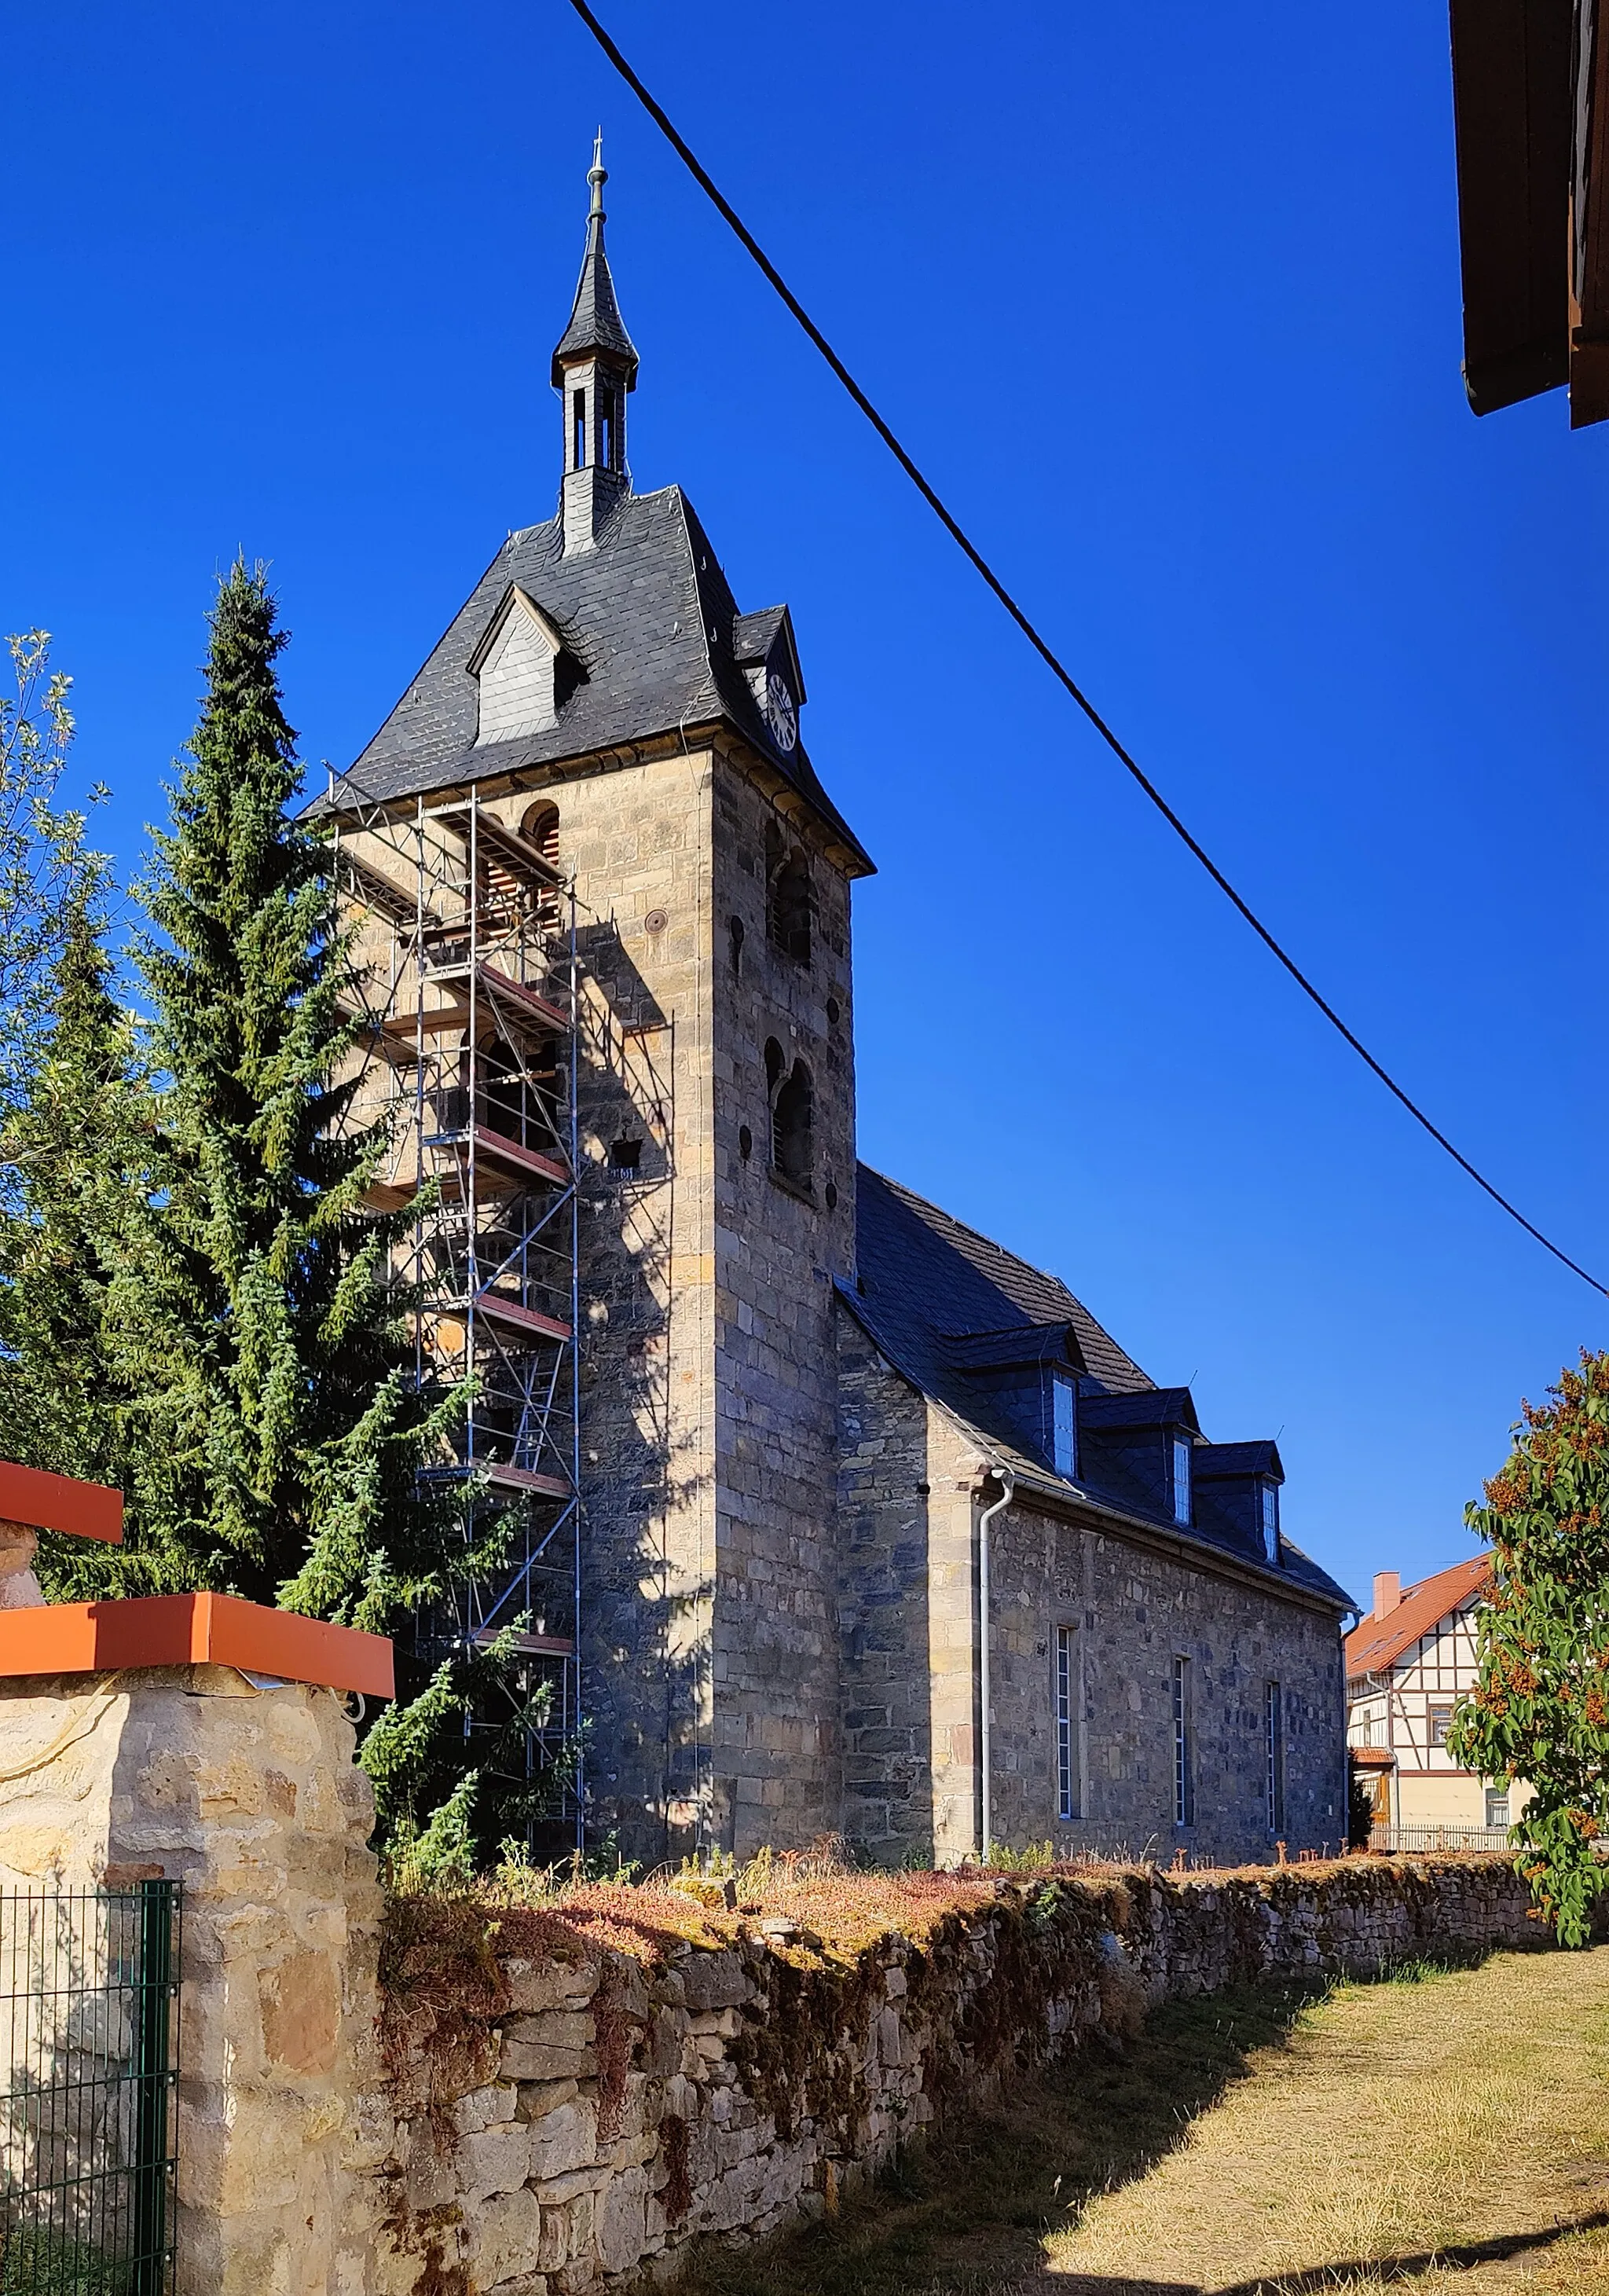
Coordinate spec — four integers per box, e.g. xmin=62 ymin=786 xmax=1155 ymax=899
xmin=462 ymin=2185 xmax=542 ymax=2287
xmin=517 ymin=2077 xmax=581 ymax=2121
xmin=527 ymin=2097 xmax=600 ymax=2182
xmin=455 ymin=2082 xmax=521 ymax=2136
xmin=597 ymin=2172 xmax=649 ymax=2275
xmin=504 ymin=1956 xmax=599 ymax=2015
xmin=458 ymin=2122 xmax=533 ymax=2199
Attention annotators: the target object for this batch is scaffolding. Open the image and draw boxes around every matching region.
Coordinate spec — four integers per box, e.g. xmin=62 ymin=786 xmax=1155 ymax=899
xmin=328 ymin=783 xmax=583 ymax=1854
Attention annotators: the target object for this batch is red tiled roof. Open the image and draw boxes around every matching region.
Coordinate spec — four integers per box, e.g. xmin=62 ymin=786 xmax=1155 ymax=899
xmin=1350 ymin=1745 xmax=1395 ymax=1768
xmin=1344 ymin=1554 xmax=1494 ymax=1682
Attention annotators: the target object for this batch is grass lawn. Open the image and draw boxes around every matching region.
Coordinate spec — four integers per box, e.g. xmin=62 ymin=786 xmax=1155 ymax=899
xmin=679 ymin=1947 xmax=1609 ymax=2296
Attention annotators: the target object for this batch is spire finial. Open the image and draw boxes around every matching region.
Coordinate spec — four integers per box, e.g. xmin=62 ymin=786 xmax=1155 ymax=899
xmin=588 ymin=129 xmax=607 ymax=223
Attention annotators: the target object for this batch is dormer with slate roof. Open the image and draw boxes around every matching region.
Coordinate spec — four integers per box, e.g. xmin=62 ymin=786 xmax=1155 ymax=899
xmin=467 ymin=585 xmax=576 ymax=745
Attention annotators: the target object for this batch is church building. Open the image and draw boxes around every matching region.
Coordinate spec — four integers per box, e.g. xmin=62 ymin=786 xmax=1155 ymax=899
xmin=330 ymin=146 xmax=1354 ymax=1872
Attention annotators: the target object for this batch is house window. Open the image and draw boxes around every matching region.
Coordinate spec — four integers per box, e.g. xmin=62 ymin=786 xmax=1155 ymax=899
xmin=1172 ymin=1656 xmax=1193 ymax=1825
xmin=1359 ymin=1712 xmax=1376 ymax=1748
xmin=1056 ymin=1626 xmax=1079 ymax=1820
xmin=1171 ymin=1438 xmax=1193 ymax=1527
xmin=1052 ymin=1373 xmax=1076 ymax=1480
xmin=1428 ymin=1703 xmax=1454 ymax=1749
xmin=1266 ymin=1681 xmax=1285 ymax=1833
xmin=1485 ymin=1788 xmax=1511 ymax=1829
xmin=1260 ymin=1483 xmax=1279 ymax=1564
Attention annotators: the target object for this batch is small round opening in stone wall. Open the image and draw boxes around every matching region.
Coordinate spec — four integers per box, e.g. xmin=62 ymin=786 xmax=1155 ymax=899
xmin=826 ymin=996 xmax=841 ymax=1025
xmin=739 ymin=1125 xmax=753 ymax=1162
xmin=824 ymin=1181 xmax=838 ymax=1209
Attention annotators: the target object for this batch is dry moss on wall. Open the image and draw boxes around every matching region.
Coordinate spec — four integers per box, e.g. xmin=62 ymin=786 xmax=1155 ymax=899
xmin=366 ymin=1856 xmax=1541 ymax=2296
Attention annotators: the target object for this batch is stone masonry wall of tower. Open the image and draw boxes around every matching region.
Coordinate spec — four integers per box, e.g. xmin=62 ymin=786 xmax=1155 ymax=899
xmin=711 ymin=754 xmax=857 ymax=1859
xmin=463 ymin=745 xmax=859 ymax=1866
xmin=472 ymin=754 xmax=719 ymax=1866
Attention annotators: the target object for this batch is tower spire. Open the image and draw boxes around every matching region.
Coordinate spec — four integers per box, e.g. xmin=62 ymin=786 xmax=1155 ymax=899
xmin=553 ymin=133 xmax=638 ymax=553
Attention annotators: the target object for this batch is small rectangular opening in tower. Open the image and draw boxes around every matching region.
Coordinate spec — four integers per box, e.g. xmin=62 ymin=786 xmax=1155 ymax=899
xmin=599 ymin=387 xmax=614 ymax=471
xmin=573 ymin=388 xmax=587 ymax=470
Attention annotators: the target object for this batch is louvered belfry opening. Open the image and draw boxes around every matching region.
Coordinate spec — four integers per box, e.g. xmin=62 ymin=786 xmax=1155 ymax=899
xmin=329 ymin=786 xmax=583 ymax=1856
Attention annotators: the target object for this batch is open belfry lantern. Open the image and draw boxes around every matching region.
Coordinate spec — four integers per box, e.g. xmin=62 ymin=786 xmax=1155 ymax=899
xmin=0 ymin=1458 xmax=394 ymax=1696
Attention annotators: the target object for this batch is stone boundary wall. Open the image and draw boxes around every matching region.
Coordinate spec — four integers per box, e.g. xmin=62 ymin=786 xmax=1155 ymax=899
xmin=372 ymin=1858 xmax=1540 ymax=2296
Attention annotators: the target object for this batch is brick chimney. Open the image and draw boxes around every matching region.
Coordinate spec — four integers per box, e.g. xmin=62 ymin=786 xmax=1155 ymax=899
xmin=1373 ymin=1570 xmax=1401 ymax=1619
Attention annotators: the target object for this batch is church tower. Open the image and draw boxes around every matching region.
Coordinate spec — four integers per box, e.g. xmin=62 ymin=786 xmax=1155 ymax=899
xmin=332 ymin=148 xmax=873 ymax=1864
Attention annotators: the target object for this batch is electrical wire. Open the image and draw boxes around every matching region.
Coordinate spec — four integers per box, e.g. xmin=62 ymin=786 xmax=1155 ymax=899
xmin=563 ymin=0 xmax=1607 ymax=1304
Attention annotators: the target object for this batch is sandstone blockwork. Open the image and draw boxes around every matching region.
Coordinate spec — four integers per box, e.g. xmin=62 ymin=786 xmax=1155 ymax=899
xmin=371 ymin=1858 xmax=1541 ymax=2296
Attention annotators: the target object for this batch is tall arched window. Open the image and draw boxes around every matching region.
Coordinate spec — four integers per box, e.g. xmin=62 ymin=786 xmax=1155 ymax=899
xmin=772 ymin=1057 xmax=813 ymax=1193
xmin=765 ymin=824 xmax=812 ymax=967
xmin=522 ymin=801 xmax=561 ymax=926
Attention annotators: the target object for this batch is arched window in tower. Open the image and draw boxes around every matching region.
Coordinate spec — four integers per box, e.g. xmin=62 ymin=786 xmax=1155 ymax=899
xmin=767 ymin=840 xmax=812 ymax=968
xmin=728 ymin=915 xmax=745 ymax=977
xmin=772 ymin=1056 xmax=814 ymax=1194
xmin=572 ymin=388 xmax=587 ymax=471
xmin=522 ymin=801 xmax=561 ymax=929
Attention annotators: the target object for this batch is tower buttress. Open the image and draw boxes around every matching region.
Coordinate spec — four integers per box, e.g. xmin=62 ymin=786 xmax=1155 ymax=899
xmin=552 ymin=134 xmax=639 ymax=554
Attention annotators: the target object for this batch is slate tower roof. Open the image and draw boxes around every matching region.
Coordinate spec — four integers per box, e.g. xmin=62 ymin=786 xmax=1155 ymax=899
xmin=332 ymin=151 xmax=870 ymax=878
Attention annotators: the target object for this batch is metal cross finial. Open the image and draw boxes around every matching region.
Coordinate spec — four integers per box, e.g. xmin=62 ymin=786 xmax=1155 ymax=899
xmin=588 ymin=128 xmax=607 ymax=218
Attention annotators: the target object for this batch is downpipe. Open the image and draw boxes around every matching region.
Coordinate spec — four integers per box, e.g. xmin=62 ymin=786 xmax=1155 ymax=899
xmin=977 ymin=1465 xmax=1015 ymax=1865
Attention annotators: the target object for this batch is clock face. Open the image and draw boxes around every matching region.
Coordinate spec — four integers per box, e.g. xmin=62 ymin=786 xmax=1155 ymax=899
xmin=764 ymin=667 xmax=798 ymax=754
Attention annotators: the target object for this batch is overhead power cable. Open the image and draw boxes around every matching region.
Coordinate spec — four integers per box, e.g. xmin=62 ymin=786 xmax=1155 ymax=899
xmin=564 ymin=0 xmax=1607 ymax=1303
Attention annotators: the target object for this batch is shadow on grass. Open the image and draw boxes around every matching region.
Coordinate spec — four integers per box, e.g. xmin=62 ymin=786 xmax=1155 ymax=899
xmin=674 ymin=1979 xmax=1330 ymax=2296
xmin=1050 ymin=2208 xmax=1609 ymax=2295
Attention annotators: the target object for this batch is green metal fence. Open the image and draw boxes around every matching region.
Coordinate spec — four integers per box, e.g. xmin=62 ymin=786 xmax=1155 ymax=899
xmin=0 ymin=1885 xmax=180 ymax=2296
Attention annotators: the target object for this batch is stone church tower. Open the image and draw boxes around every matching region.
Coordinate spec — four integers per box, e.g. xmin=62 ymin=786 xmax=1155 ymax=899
xmin=337 ymin=145 xmax=874 ymax=1865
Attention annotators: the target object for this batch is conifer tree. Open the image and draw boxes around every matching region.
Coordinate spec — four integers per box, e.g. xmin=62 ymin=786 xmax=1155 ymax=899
xmin=0 ymin=876 xmax=146 ymax=1521
xmin=108 ymin=561 xmax=513 ymax=1845
xmin=1450 ymin=1348 xmax=1609 ymax=1945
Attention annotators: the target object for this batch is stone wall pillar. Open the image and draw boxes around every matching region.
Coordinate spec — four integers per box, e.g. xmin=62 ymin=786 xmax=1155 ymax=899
xmin=0 ymin=1664 xmax=384 ymax=2296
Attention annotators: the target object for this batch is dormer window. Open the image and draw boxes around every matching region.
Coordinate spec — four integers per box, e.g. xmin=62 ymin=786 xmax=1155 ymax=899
xmin=1171 ymin=1437 xmax=1193 ymax=1527
xmin=469 ymin=585 xmax=566 ymax=746
xmin=1052 ymin=1372 xmax=1076 ymax=1480
xmin=1260 ymin=1483 xmax=1280 ymax=1564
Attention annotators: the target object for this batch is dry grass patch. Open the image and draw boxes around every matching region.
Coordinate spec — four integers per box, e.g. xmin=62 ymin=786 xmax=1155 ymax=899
xmin=1048 ymin=1947 xmax=1609 ymax=2295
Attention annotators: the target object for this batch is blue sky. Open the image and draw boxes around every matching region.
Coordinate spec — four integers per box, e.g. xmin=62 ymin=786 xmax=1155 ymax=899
xmin=4 ymin=0 xmax=1605 ymax=1608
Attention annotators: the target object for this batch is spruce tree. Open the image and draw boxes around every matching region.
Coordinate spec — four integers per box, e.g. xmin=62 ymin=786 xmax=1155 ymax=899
xmin=109 ymin=561 xmax=515 ymax=1846
xmin=0 ymin=876 xmax=146 ymax=1524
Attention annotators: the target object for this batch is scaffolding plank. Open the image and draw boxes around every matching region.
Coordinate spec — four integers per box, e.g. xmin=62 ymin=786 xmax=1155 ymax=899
xmin=361 ymin=1179 xmax=416 ymax=1213
xmin=473 ymin=1293 xmax=574 ymax=1344
xmin=339 ymin=849 xmax=421 ymax=926
xmin=418 ymin=962 xmax=568 ymax=1036
xmin=380 ymin=1000 xmax=472 ymax=1051
xmin=434 ymin=1125 xmax=569 ymax=1191
xmin=440 ymin=806 xmax=566 ymax=890
xmin=473 ymin=1628 xmax=576 ymax=1657
xmin=480 ymin=1462 xmax=572 ymax=1500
